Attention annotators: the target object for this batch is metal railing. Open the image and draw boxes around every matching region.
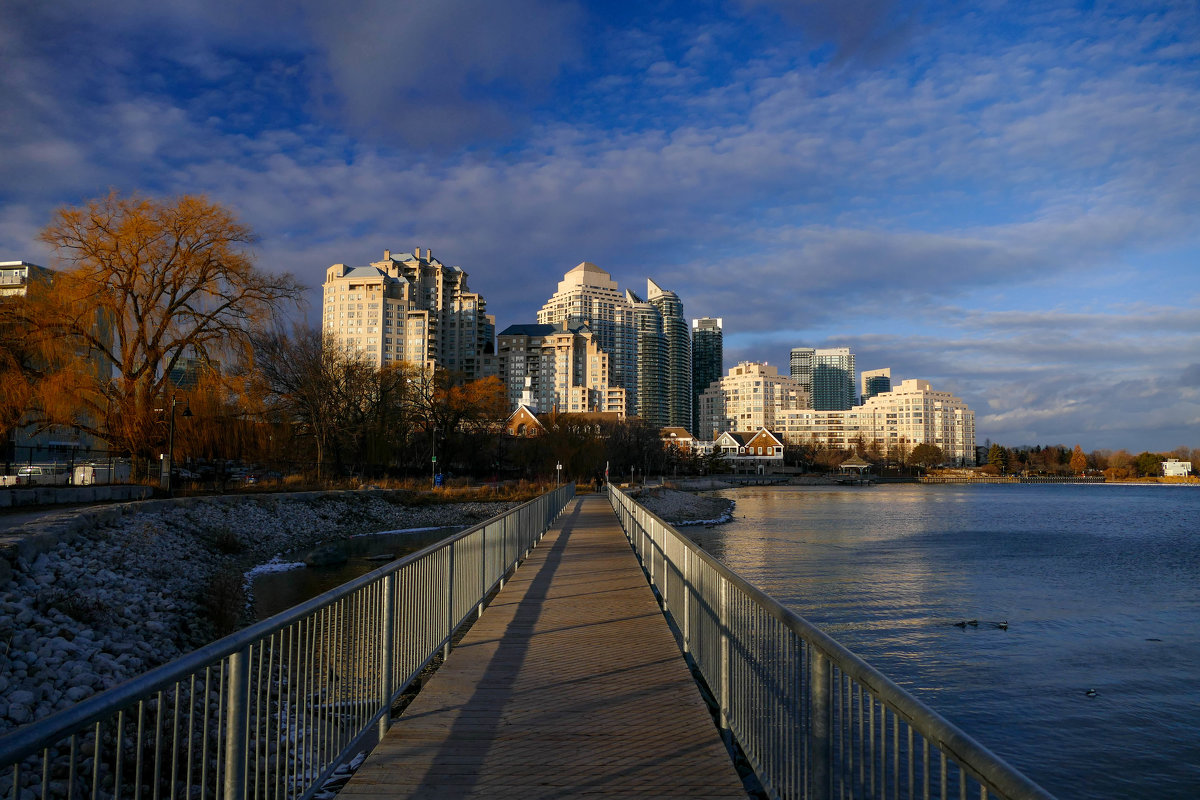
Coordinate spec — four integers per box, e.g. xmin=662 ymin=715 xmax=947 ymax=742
xmin=0 ymin=484 xmax=575 ymax=800
xmin=608 ymin=485 xmax=1056 ymax=800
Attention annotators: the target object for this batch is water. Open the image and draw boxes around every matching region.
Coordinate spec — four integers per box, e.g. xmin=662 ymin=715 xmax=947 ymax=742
xmin=250 ymin=527 xmax=463 ymax=620
xmin=687 ymin=483 xmax=1200 ymax=799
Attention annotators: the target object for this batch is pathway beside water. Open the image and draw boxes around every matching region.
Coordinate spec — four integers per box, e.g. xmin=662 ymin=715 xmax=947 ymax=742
xmin=341 ymin=494 xmax=746 ymax=799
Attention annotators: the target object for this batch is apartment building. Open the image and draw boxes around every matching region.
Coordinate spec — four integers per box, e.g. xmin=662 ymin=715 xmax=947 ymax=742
xmin=496 ymin=322 xmax=626 ymax=416
xmin=774 ymin=379 xmax=976 ymax=465
xmin=322 ymin=248 xmax=494 ymax=378
xmin=647 ymin=280 xmax=691 ymax=430
xmin=691 ymin=317 xmax=723 ymax=435
xmin=537 ymin=262 xmax=637 ymax=415
xmin=697 ymin=361 xmax=810 ymax=440
xmin=860 ymin=368 xmax=892 ymax=403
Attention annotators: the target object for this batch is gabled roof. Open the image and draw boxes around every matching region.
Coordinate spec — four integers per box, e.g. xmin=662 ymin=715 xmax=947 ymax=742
xmin=340 ymin=266 xmax=388 ymax=280
xmin=744 ymin=428 xmax=784 ymax=448
xmin=660 ymin=427 xmax=694 ymax=439
xmin=499 ymin=323 xmax=558 ymax=337
xmin=715 ymin=431 xmax=747 ymax=446
xmin=505 ymin=405 xmax=545 ymax=434
xmin=567 ymin=261 xmax=609 ymax=276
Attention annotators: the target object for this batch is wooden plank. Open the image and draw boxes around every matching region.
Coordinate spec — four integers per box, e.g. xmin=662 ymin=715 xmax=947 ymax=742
xmin=340 ymin=494 xmax=747 ymax=799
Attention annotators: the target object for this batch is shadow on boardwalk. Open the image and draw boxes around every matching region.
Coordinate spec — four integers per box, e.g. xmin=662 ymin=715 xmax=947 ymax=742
xmin=341 ymin=495 xmax=747 ymax=799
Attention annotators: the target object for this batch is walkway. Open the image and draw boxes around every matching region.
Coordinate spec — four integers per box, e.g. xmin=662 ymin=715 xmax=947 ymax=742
xmin=340 ymin=494 xmax=747 ymax=799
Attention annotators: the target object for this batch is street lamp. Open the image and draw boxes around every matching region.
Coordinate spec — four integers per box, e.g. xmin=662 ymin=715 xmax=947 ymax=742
xmin=165 ymin=395 xmax=192 ymax=497
xmin=431 ymin=428 xmax=438 ymax=489
xmin=556 ymin=461 xmax=562 ymax=487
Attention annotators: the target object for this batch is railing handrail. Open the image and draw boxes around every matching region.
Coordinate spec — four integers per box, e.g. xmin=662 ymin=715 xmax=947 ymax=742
xmin=0 ymin=486 xmax=573 ymax=768
xmin=609 ymin=484 xmax=1056 ymax=800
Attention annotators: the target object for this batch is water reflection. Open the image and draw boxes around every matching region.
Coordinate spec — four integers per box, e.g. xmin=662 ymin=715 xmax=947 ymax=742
xmin=689 ymin=483 xmax=1200 ymax=800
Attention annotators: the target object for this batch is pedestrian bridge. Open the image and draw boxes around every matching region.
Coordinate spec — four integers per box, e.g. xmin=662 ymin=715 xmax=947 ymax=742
xmin=0 ymin=486 xmax=1056 ymax=800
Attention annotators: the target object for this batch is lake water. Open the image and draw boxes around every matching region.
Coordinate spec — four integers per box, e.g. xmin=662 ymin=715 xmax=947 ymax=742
xmin=250 ymin=526 xmax=463 ymax=620
xmin=684 ymin=483 xmax=1200 ymax=799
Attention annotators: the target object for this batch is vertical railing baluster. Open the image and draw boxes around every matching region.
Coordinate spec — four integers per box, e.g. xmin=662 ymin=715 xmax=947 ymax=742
xmin=379 ymin=572 xmax=396 ymax=739
xmin=810 ymin=647 xmax=832 ymax=800
xmin=224 ymin=647 xmax=250 ymax=800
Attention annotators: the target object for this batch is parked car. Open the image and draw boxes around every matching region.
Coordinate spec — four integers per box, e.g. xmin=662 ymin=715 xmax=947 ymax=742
xmin=12 ymin=465 xmax=70 ymax=486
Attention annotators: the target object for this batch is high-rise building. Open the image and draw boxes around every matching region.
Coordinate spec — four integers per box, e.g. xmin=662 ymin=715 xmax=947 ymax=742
xmin=627 ymin=288 xmax=667 ymax=426
xmin=860 ymin=368 xmax=892 ymax=404
xmin=537 ymin=263 xmax=637 ymax=416
xmin=789 ymin=347 xmax=814 ymax=395
xmin=647 ymin=280 xmax=691 ymax=430
xmin=812 ymin=347 xmax=856 ymax=410
xmin=692 ymin=318 xmax=723 ymax=435
xmin=322 ymin=248 xmax=494 ymax=378
xmin=697 ymin=361 xmax=810 ymax=440
xmin=791 ymin=346 xmax=858 ymax=409
xmin=496 ymin=322 xmax=626 ymax=415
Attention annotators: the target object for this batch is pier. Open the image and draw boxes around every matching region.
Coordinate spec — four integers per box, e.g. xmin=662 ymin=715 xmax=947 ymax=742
xmin=341 ymin=494 xmax=745 ymax=798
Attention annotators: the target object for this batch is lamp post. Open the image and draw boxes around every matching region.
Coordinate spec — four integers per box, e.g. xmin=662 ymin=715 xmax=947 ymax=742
xmin=556 ymin=461 xmax=562 ymax=487
xmin=165 ymin=396 xmax=192 ymax=497
xmin=431 ymin=428 xmax=438 ymax=489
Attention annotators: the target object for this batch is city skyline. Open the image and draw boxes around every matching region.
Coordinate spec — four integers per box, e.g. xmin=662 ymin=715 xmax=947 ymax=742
xmin=2 ymin=2 xmax=1198 ymax=451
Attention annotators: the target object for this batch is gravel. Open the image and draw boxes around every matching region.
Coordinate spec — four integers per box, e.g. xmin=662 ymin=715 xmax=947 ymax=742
xmin=630 ymin=487 xmax=735 ymax=525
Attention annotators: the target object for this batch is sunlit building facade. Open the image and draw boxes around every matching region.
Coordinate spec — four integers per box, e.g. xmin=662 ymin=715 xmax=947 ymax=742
xmin=697 ymin=361 xmax=810 ymax=440
xmin=537 ymin=262 xmax=637 ymax=416
xmin=774 ymin=379 xmax=976 ymax=465
xmin=496 ymin=322 xmax=626 ymax=416
xmin=322 ymin=248 xmax=494 ymax=377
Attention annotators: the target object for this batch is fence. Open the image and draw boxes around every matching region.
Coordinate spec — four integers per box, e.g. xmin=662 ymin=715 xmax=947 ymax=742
xmin=608 ymin=485 xmax=1057 ymax=800
xmin=0 ymin=484 xmax=575 ymax=800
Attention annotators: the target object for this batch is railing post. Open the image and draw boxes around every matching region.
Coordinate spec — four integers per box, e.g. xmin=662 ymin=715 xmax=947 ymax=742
xmin=478 ymin=525 xmax=486 ymax=621
xmin=443 ymin=544 xmax=455 ymax=660
xmin=379 ymin=573 xmax=396 ymax=739
xmin=809 ymin=647 xmax=833 ymax=800
xmin=223 ymin=647 xmax=250 ymax=800
xmin=681 ymin=546 xmax=691 ymax=654
xmin=500 ymin=515 xmax=508 ymax=590
xmin=719 ymin=576 xmax=732 ymax=747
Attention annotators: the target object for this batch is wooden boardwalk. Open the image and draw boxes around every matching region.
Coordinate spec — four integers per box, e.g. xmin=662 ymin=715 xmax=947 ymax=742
xmin=340 ymin=494 xmax=747 ymax=799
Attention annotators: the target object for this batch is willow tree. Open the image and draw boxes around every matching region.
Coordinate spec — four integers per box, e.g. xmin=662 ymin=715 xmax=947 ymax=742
xmin=16 ymin=191 xmax=304 ymax=474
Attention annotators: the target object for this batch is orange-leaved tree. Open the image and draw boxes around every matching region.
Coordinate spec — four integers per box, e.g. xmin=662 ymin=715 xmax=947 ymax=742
xmin=12 ymin=191 xmax=304 ymax=476
xmin=1069 ymin=444 xmax=1088 ymax=474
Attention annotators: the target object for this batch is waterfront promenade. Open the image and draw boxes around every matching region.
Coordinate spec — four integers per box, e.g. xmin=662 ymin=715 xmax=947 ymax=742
xmin=340 ymin=494 xmax=747 ymax=799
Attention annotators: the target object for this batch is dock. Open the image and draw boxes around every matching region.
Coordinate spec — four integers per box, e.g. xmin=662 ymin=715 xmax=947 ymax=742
xmin=340 ymin=494 xmax=747 ymax=799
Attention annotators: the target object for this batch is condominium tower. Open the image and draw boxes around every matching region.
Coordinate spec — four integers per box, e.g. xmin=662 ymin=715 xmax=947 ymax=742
xmin=691 ymin=317 xmax=723 ymax=435
xmin=647 ymin=280 xmax=691 ymax=430
xmin=537 ymin=263 xmax=637 ymax=416
xmin=861 ymin=368 xmax=892 ymax=403
xmin=322 ymin=249 xmax=494 ymax=377
xmin=791 ymin=346 xmax=857 ymax=410
xmin=697 ymin=361 xmax=810 ymax=440
xmin=496 ymin=323 xmax=626 ymax=415
xmin=627 ymin=288 xmax=668 ymax=426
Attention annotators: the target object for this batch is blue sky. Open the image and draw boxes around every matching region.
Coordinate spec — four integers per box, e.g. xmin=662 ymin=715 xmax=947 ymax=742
xmin=2 ymin=0 xmax=1198 ymax=451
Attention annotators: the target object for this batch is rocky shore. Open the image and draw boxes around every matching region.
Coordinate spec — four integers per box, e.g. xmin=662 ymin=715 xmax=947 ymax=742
xmin=0 ymin=492 xmax=517 ymax=736
xmin=631 ymin=487 xmax=736 ymax=525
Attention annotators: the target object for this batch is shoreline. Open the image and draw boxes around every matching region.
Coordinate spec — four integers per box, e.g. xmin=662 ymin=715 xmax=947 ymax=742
xmin=0 ymin=491 xmax=518 ymax=735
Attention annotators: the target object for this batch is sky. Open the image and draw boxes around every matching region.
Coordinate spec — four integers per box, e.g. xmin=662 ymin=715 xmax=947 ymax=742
xmin=2 ymin=0 xmax=1198 ymax=452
